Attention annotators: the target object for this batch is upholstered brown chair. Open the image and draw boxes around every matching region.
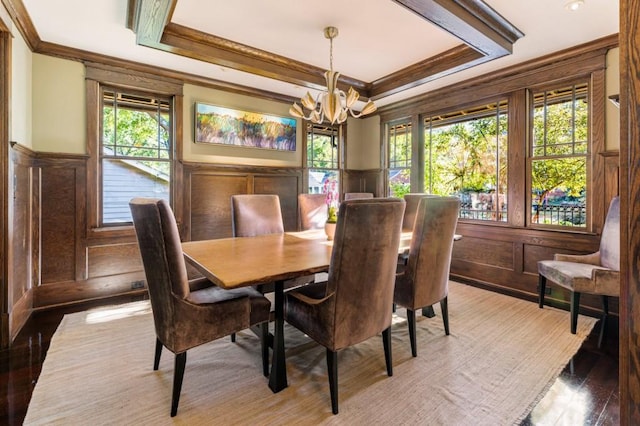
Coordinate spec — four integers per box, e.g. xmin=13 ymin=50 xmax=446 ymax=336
xmin=284 ymin=198 xmax=405 ymax=414
xmin=231 ymin=194 xmax=284 ymax=237
xmin=231 ymin=193 xmax=308 ymax=296
xmin=344 ymin=192 xmax=374 ymax=200
xmin=129 ymin=198 xmax=271 ymax=417
xmin=538 ymin=196 xmax=620 ymax=347
xmin=402 ymin=193 xmax=438 ymax=231
xmin=298 ymin=193 xmax=327 ymax=230
xmin=394 ymin=196 xmax=460 ymax=357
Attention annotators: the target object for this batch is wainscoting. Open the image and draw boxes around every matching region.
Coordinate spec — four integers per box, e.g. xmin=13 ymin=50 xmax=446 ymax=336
xmin=0 ymin=146 xmax=620 ymax=347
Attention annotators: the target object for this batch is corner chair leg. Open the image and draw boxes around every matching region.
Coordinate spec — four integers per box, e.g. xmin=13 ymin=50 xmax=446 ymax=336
xmin=441 ymin=297 xmax=450 ymax=336
xmin=538 ymin=275 xmax=546 ymax=308
xmin=260 ymin=322 xmax=269 ymax=377
xmin=407 ymin=309 xmax=417 ymax=357
xmin=154 ymin=338 xmax=163 ymax=370
xmin=570 ymin=292 xmax=581 ymax=334
xmin=598 ymin=296 xmax=609 ymax=348
xmin=326 ymin=349 xmax=338 ymax=414
xmin=383 ymin=327 xmax=393 ymax=376
xmin=230 ymin=333 xmax=236 ymax=343
xmin=171 ymin=352 xmax=187 ymax=417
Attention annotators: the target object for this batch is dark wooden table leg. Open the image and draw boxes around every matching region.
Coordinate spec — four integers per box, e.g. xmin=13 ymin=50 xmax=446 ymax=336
xmin=268 ymin=280 xmax=287 ymax=392
xmin=422 ymin=305 xmax=436 ymax=318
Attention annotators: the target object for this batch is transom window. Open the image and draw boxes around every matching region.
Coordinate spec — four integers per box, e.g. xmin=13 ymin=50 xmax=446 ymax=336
xmin=424 ymin=100 xmax=508 ymax=221
xmin=100 ymin=88 xmax=172 ymax=224
xmin=530 ymin=82 xmax=588 ymax=228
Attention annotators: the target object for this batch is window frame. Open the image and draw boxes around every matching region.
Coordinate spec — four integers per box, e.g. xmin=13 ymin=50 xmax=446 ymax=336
xmin=527 ymin=78 xmax=592 ymax=230
xmin=303 ymin=122 xmax=344 ymax=197
xmin=386 ymin=118 xmax=413 ymax=198
xmin=85 ymin=66 xmax=183 ymax=239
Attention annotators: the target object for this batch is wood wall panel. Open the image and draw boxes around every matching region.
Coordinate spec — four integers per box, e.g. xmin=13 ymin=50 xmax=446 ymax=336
xmin=452 ymin=236 xmax=514 ymax=269
xmin=87 ymin=243 xmax=143 ymax=279
xmin=40 ymin=167 xmax=77 ymax=284
xmin=342 ymin=169 xmax=383 ymax=197
xmin=189 ymin=173 xmax=248 ymax=240
xmin=253 ymin=174 xmax=300 ymax=231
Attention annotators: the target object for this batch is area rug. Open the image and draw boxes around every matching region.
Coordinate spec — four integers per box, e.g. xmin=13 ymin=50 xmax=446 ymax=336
xmin=24 ymin=281 xmax=597 ymax=425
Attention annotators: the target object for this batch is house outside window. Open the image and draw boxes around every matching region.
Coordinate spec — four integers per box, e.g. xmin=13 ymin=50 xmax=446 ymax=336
xmin=424 ymin=100 xmax=508 ymax=221
xmin=100 ymin=88 xmax=172 ymax=224
xmin=306 ymin=123 xmax=341 ymax=198
xmin=529 ymin=82 xmax=588 ymax=228
xmin=387 ymin=120 xmax=412 ymax=198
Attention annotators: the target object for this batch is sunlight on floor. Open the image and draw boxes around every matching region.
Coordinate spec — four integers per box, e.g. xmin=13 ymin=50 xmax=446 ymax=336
xmin=529 ymin=376 xmax=590 ymax=425
xmin=85 ymin=300 xmax=151 ymax=324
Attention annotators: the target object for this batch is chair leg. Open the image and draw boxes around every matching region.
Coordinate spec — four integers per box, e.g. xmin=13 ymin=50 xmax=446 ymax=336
xmin=230 ymin=333 xmax=236 ymax=343
xmin=382 ymin=326 xmax=393 ymax=376
xmin=326 ymin=349 xmax=338 ymax=414
xmin=260 ymin=322 xmax=269 ymax=377
xmin=570 ymin=291 xmax=581 ymax=334
xmin=154 ymin=338 xmax=163 ymax=371
xmin=441 ymin=297 xmax=450 ymax=336
xmin=538 ymin=274 xmax=547 ymax=308
xmin=171 ymin=352 xmax=187 ymax=417
xmin=392 ymin=303 xmax=396 ymax=313
xmin=407 ymin=309 xmax=417 ymax=357
xmin=598 ymin=296 xmax=609 ymax=349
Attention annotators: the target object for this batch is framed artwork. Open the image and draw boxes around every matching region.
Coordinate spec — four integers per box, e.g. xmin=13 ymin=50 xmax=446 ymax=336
xmin=195 ymin=102 xmax=297 ymax=151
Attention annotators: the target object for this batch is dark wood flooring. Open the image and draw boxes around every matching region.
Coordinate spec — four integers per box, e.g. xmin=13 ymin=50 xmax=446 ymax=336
xmin=0 ymin=295 xmax=619 ymax=425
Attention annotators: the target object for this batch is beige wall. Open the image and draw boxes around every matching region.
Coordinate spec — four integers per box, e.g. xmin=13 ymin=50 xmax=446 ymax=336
xmin=31 ymin=54 xmax=85 ymax=154
xmin=605 ymin=47 xmax=620 ymax=151
xmin=10 ymin=25 xmax=32 ymax=148
xmin=182 ymin=84 xmax=302 ymax=167
xmin=349 ymin=115 xmax=380 ymax=170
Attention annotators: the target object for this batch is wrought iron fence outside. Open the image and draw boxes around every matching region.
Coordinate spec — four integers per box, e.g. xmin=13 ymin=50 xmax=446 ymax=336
xmin=531 ymin=204 xmax=586 ymax=226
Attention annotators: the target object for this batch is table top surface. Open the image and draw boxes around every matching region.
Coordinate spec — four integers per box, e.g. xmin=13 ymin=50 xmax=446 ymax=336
xmin=181 ymin=230 xmax=458 ymax=290
xmin=182 ymin=231 xmax=334 ymax=289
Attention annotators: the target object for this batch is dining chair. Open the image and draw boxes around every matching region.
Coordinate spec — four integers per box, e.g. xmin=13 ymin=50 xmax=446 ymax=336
xmin=129 ymin=198 xmax=271 ymax=417
xmin=402 ymin=193 xmax=439 ymax=231
xmin=394 ymin=196 xmax=460 ymax=357
xmin=344 ymin=192 xmax=374 ymax=200
xmin=538 ymin=196 xmax=620 ymax=347
xmin=298 ymin=193 xmax=327 ymax=230
xmin=284 ymin=197 xmax=405 ymax=414
xmin=231 ymin=194 xmax=284 ymax=237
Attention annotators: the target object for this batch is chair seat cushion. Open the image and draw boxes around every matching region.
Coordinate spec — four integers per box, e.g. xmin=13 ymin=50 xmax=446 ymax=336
xmin=187 ymin=285 xmax=271 ymax=325
xmin=538 ymin=260 xmax=608 ymax=294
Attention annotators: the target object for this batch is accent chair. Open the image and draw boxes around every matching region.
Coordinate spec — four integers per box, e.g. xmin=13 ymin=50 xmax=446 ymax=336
xmin=537 ymin=196 xmax=620 ymax=347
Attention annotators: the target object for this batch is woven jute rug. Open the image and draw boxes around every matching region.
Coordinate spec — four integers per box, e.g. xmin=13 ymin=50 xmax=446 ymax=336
xmin=24 ymin=281 xmax=596 ymax=425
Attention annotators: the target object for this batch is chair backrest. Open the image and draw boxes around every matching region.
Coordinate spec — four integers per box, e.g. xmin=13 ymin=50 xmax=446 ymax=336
xmin=404 ymin=196 xmax=460 ymax=308
xmin=344 ymin=192 xmax=374 ymax=200
xmin=129 ymin=198 xmax=189 ymax=348
xmin=326 ymin=198 xmax=405 ymax=350
xmin=599 ymin=196 xmax=620 ymax=270
xmin=298 ymin=193 xmax=327 ymax=230
xmin=231 ymin=194 xmax=284 ymax=237
xmin=402 ymin=193 xmax=439 ymax=231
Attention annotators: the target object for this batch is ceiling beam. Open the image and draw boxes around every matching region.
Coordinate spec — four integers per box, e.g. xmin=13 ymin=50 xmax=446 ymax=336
xmin=127 ymin=0 xmax=523 ymax=100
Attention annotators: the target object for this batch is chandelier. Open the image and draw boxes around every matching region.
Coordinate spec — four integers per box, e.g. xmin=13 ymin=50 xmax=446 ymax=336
xmin=289 ymin=26 xmax=376 ymax=125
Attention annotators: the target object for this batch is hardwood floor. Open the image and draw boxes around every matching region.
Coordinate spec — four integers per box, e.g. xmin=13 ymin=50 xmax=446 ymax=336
xmin=0 ymin=295 xmax=619 ymax=425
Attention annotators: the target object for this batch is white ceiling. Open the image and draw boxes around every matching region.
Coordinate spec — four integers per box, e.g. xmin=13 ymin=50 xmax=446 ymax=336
xmin=21 ymin=0 xmax=619 ymax=108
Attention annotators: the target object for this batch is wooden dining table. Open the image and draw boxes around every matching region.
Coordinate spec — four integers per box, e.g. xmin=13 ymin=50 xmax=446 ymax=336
xmin=181 ymin=229 xmax=456 ymax=393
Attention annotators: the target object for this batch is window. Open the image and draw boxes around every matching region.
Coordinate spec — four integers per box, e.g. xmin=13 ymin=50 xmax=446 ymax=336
xmin=530 ymin=82 xmax=588 ymax=228
xmin=424 ymin=100 xmax=508 ymax=221
xmin=387 ymin=120 xmax=412 ymax=198
xmin=306 ymin=123 xmax=341 ymax=197
xmin=100 ymin=88 xmax=172 ymax=224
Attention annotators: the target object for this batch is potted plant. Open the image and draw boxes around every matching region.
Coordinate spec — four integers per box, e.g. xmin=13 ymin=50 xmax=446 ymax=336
xmin=324 ymin=179 xmax=339 ymax=240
